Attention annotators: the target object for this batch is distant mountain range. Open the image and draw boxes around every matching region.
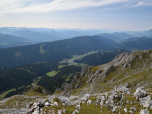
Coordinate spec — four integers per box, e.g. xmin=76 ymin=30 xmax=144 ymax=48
xmin=118 ymin=37 xmax=152 ymax=51
xmin=1 ymin=27 xmax=152 ymax=42
xmin=0 ymin=33 xmax=29 ymax=44
xmin=0 ymin=27 xmax=122 ymax=43
xmin=126 ymin=29 xmax=152 ymax=37
xmin=97 ymin=32 xmax=134 ymax=42
xmin=0 ymin=33 xmax=42 ymax=49
xmin=112 ymin=32 xmax=134 ymax=39
xmin=0 ymin=35 xmax=117 ymax=67
xmin=9 ymin=30 xmax=63 ymax=42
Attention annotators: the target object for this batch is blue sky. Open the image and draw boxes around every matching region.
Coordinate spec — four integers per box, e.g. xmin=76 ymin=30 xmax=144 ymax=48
xmin=0 ymin=0 xmax=152 ymax=30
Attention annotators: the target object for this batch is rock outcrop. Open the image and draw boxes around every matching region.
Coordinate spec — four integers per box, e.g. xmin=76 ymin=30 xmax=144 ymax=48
xmin=57 ymin=49 xmax=152 ymax=96
xmin=23 ymin=85 xmax=51 ymax=96
xmin=134 ymin=87 xmax=147 ymax=100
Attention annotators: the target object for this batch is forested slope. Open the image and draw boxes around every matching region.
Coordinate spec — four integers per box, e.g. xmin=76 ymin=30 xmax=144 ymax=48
xmin=0 ymin=36 xmax=117 ymax=67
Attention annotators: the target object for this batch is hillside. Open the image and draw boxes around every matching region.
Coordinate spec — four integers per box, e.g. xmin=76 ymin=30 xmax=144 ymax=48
xmin=0 ymin=33 xmax=29 ymax=44
xmin=0 ymin=62 xmax=58 ymax=97
xmin=0 ymin=33 xmax=37 ymax=49
xmin=0 ymin=41 xmax=33 ymax=49
xmin=0 ymin=36 xmax=117 ymax=67
xmin=1 ymin=49 xmax=152 ymax=113
xmin=118 ymin=37 xmax=152 ymax=51
xmin=37 ymin=65 xmax=82 ymax=93
xmin=0 ymin=61 xmax=82 ymax=99
xmin=75 ymin=49 xmax=130 ymax=66
xmin=111 ymin=32 xmax=134 ymax=39
xmin=58 ymin=49 xmax=152 ymax=95
xmin=54 ymin=49 xmax=152 ymax=113
xmin=97 ymin=33 xmax=121 ymax=42
xmin=0 ymin=46 xmax=4 ymax=49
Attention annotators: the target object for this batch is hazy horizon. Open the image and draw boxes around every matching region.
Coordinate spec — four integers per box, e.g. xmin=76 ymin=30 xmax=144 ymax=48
xmin=0 ymin=0 xmax=152 ymax=31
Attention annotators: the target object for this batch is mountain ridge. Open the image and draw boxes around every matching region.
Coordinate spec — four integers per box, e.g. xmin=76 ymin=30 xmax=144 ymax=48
xmin=118 ymin=37 xmax=152 ymax=51
xmin=57 ymin=49 xmax=152 ymax=96
xmin=9 ymin=29 xmax=62 ymax=42
xmin=0 ymin=33 xmax=29 ymax=44
xmin=97 ymin=32 xmax=134 ymax=42
xmin=74 ymin=49 xmax=130 ymax=66
xmin=0 ymin=36 xmax=117 ymax=67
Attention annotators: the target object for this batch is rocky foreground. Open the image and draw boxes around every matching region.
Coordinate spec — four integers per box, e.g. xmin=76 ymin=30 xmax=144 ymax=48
xmin=0 ymin=86 xmax=152 ymax=114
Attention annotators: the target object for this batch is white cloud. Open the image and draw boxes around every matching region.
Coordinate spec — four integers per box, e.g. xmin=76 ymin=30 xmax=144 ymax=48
xmin=9 ymin=0 xmax=128 ymax=13
xmin=0 ymin=0 xmax=19 ymax=7
xmin=0 ymin=0 xmax=152 ymax=15
xmin=129 ymin=0 xmax=152 ymax=7
xmin=149 ymin=27 xmax=152 ymax=30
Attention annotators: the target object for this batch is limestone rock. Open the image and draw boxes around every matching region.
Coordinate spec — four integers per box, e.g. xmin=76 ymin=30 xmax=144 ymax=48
xmin=75 ymin=80 xmax=84 ymax=89
xmin=97 ymin=95 xmax=106 ymax=106
xmin=128 ymin=110 xmax=133 ymax=114
xmin=60 ymin=98 xmax=71 ymax=106
xmin=60 ymin=82 xmax=71 ymax=91
xmin=139 ymin=96 xmax=152 ymax=107
xmin=72 ymin=109 xmax=79 ymax=114
xmin=130 ymin=107 xmax=137 ymax=112
xmin=83 ymin=94 xmax=90 ymax=98
xmin=134 ymin=87 xmax=147 ymax=100
xmin=80 ymin=97 xmax=88 ymax=102
xmin=58 ymin=110 xmax=62 ymax=114
xmin=99 ymin=65 xmax=115 ymax=80
xmin=45 ymin=102 xmax=49 ymax=107
xmin=124 ymin=108 xmax=127 ymax=113
xmin=54 ymin=102 xmax=58 ymax=106
xmin=87 ymin=100 xmax=92 ymax=105
xmin=75 ymin=105 xmax=81 ymax=111
xmin=71 ymin=74 xmax=79 ymax=85
xmin=111 ymin=52 xmax=131 ymax=66
xmin=105 ymin=98 xmax=114 ymax=107
xmin=80 ymin=65 xmax=91 ymax=78
xmin=140 ymin=109 xmax=150 ymax=114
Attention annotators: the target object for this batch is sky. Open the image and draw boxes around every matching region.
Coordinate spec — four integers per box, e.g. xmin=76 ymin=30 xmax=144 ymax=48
xmin=0 ymin=0 xmax=152 ymax=31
